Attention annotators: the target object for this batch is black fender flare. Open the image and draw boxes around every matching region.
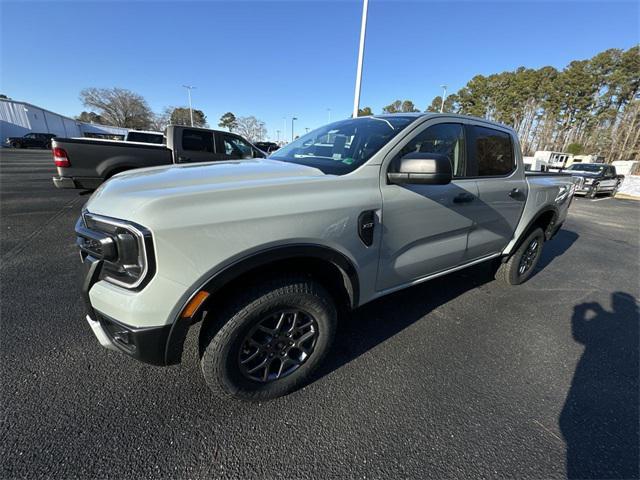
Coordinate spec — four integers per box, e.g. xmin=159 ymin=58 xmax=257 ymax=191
xmin=163 ymin=244 xmax=360 ymax=365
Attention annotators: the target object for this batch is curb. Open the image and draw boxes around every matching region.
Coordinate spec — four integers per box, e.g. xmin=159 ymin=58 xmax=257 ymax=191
xmin=614 ymin=193 xmax=640 ymax=201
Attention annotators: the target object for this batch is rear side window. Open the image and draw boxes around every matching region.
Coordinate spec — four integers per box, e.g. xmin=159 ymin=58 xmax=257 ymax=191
xmin=128 ymin=132 xmax=164 ymax=144
xmin=182 ymin=129 xmax=214 ymax=152
xmin=468 ymin=126 xmax=514 ymax=176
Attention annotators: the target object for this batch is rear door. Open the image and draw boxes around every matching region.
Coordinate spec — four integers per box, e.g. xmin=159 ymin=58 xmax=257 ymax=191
xmin=464 ymin=124 xmax=527 ymax=260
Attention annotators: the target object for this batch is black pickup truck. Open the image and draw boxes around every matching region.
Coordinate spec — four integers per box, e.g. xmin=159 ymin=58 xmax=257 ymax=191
xmin=52 ymin=126 xmax=265 ymax=189
xmin=565 ymin=163 xmax=624 ymax=198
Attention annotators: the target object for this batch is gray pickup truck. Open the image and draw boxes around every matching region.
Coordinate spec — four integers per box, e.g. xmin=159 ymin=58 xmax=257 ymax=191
xmin=52 ymin=125 xmax=265 ymax=189
xmin=75 ymin=113 xmax=575 ymax=400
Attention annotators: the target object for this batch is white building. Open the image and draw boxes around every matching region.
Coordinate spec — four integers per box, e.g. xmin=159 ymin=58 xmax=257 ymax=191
xmin=0 ymin=98 xmax=128 ymax=144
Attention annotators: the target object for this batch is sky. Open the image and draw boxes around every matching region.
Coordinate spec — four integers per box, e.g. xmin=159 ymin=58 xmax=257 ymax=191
xmin=1 ymin=0 xmax=638 ymax=140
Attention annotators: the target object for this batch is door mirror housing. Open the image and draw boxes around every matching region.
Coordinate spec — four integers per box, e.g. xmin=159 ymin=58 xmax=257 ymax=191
xmin=387 ymin=152 xmax=452 ymax=185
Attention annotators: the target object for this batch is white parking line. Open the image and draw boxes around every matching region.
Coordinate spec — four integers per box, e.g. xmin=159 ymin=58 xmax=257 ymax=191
xmin=591 ymin=197 xmax=612 ymax=202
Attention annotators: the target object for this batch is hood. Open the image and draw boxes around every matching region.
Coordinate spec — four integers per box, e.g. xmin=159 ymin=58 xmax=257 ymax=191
xmin=86 ymin=159 xmax=327 ymax=220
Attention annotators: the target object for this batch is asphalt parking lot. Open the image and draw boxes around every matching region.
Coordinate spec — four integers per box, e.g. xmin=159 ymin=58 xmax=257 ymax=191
xmin=1 ymin=149 xmax=638 ymax=479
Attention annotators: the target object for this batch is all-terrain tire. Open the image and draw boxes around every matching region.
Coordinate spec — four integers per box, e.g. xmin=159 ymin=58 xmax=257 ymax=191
xmin=199 ymin=275 xmax=337 ymax=401
xmin=495 ymin=228 xmax=545 ymax=285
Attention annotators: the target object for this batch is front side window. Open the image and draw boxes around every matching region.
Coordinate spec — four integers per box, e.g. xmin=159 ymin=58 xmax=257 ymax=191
xmin=469 ymin=126 xmax=514 ymax=176
xmin=182 ymin=129 xmax=213 ymax=153
xmin=24 ymin=133 xmax=36 ymax=139
xmin=269 ymin=116 xmax=416 ymax=175
xmin=223 ymin=135 xmax=253 ymax=159
xmin=391 ymin=123 xmax=466 ymax=177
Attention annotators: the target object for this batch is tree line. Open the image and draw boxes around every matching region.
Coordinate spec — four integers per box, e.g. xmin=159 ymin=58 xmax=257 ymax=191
xmin=75 ymin=46 xmax=638 ymax=158
xmin=362 ymin=46 xmax=639 ymax=161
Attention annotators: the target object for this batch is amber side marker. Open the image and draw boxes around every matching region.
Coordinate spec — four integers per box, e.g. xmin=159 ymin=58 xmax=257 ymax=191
xmin=180 ymin=291 xmax=210 ymax=318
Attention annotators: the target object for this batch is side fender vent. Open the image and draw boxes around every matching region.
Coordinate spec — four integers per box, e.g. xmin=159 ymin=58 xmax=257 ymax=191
xmin=358 ymin=210 xmax=376 ymax=247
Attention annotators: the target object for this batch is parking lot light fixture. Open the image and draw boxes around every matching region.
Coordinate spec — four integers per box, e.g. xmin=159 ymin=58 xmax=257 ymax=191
xmin=352 ymin=0 xmax=369 ymax=118
xmin=182 ymin=85 xmax=196 ymax=126
xmin=440 ymin=85 xmax=447 ymax=113
xmin=291 ymin=117 xmax=298 ymax=142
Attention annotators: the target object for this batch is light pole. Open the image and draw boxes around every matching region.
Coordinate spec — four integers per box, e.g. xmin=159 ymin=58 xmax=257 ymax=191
xmin=276 ymin=129 xmax=281 ymax=142
xmin=291 ymin=116 xmax=298 ymax=142
xmin=440 ymin=84 xmax=447 ymax=113
xmin=282 ymin=117 xmax=287 ymax=142
xmin=182 ymin=85 xmax=196 ymax=126
xmin=352 ymin=0 xmax=369 ymax=118
xmin=327 ymin=108 xmax=332 ymax=123
xmin=305 ymin=127 xmax=310 ymax=133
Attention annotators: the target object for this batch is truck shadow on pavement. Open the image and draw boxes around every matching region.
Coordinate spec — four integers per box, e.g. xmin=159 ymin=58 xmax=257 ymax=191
xmin=316 ymin=228 xmax=581 ymax=383
xmin=559 ymin=291 xmax=639 ymax=480
xmin=532 ymin=229 xmax=579 ymax=274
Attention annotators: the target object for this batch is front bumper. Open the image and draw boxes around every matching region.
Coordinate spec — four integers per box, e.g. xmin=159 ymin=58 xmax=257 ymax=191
xmin=81 ymin=255 xmax=173 ymax=366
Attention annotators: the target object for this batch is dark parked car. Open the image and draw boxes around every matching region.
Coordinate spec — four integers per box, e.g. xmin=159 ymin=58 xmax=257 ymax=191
xmin=5 ymin=133 xmax=56 ymax=149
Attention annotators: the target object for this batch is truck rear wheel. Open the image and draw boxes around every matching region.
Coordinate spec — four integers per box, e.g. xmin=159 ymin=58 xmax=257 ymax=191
xmin=199 ymin=275 xmax=337 ymax=401
xmin=495 ymin=228 xmax=544 ymax=285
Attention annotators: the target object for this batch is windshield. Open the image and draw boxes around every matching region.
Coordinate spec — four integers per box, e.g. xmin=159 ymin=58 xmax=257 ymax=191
xmin=269 ymin=116 xmax=417 ymax=175
xmin=567 ymin=163 xmax=604 ymax=173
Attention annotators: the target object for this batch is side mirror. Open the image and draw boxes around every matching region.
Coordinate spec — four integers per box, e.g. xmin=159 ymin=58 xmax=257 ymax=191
xmin=387 ymin=152 xmax=452 ymax=185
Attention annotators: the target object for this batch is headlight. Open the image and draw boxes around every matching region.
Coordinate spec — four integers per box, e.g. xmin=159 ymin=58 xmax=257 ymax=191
xmin=584 ymin=178 xmax=594 ymax=185
xmin=78 ymin=212 xmax=155 ymax=289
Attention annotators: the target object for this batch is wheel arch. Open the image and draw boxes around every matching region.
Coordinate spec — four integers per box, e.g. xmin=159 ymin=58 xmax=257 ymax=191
xmin=163 ymin=244 xmax=360 ymax=365
xmin=503 ymin=206 xmax=559 ymax=261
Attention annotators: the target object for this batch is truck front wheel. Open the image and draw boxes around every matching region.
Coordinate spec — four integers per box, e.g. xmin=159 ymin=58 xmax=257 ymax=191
xmin=199 ymin=275 xmax=337 ymax=401
xmin=495 ymin=228 xmax=545 ymax=285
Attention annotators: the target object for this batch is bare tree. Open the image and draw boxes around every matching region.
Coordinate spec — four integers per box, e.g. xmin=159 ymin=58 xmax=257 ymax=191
xmin=79 ymin=87 xmax=154 ymax=129
xmin=149 ymin=110 xmax=171 ymax=132
xmin=234 ymin=116 xmax=267 ymax=142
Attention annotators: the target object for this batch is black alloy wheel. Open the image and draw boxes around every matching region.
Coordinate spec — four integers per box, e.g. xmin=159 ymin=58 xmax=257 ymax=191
xmin=199 ymin=275 xmax=337 ymax=401
xmin=495 ymin=227 xmax=545 ymax=285
xmin=238 ymin=309 xmax=319 ymax=383
xmin=518 ymin=237 xmax=540 ymax=277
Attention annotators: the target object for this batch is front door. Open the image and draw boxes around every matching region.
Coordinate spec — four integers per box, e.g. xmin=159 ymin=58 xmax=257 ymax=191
xmin=598 ymin=166 xmax=617 ymax=190
xmin=377 ymin=121 xmax=479 ymax=291
xmin=218 ymin=133 xmax=261 ymax=160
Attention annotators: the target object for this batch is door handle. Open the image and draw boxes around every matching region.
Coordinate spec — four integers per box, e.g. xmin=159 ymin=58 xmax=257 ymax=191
xmin=453 ymin=193 xmax=475 ymax=204
xmin=509 ymin=188 xmax=523 ymax=199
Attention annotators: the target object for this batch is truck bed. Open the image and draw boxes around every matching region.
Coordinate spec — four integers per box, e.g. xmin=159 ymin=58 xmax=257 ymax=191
xmin=52 ymin=137 xmax=173 ymax=190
